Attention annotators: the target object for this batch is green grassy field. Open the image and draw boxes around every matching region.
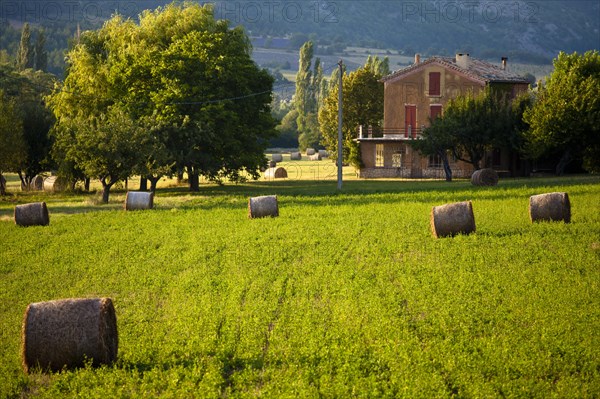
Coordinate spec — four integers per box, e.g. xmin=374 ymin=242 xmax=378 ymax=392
xmin=1 ymin=174 xmax=599 ymax=398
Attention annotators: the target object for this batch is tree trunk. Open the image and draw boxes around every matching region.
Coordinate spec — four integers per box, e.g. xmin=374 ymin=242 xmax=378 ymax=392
xmin=139 ymin=177 xmax=148 ymax=191
xmin=440 ymin=151 xmax=452 ymax=182
xmin=149 ymin=176 xmax=160 ymax=192
xmin=84 ymin=177 xmax=90 ymax=192
xmin=188 ymin=171 xmax=200 ymax=191
xmin=0 ymin=174 xmax=6 ymax=196
xmin=556 ymin=150 xmax=572 ymax=176
xmin=18 ymin=172 xmax=28 ymax=191
xmin=177 ymin=169 xmax=184 ymax=184
xmin=125 ymin=177 xmax=128 ymax=191
xmin=100 ymin=177 xmax=116 ymax=204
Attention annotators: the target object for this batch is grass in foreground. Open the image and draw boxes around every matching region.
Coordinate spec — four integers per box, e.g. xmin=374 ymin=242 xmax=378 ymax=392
xmin=1 ymin=176 xmax=599 ymax=398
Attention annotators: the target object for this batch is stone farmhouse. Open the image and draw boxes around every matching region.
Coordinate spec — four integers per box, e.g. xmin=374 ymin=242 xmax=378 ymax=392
xmin=356 ymin=53 xmax=530 ymax=178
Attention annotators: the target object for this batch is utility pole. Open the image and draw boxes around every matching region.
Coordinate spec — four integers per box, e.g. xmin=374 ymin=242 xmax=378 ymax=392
xmin=337 ymin=59 xmax=343 ymax=190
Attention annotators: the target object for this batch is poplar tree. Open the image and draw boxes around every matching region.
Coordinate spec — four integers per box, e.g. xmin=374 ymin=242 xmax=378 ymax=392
xmin=295 ymin=41 xmax=322 ymax=150
xmin=16 ymin=23 xmax=33 ymax=71
xmin=34 ymin=30 xmax=47 ymax=72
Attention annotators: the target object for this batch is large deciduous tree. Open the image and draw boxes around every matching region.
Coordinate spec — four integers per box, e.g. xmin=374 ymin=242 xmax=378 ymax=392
xmin=49 ymin=3 xmax=277 ymax=196
xmin=523 ymin=51 xmax=600 ymax=174
xmin=0 ymin=90 xmax=26 ymax=195
xmin=0 ymin=64 xmax=55 ymax=190
xmin=416 ymin=87 xmax=515 ymax=174
xmin=319 ymin=59 xmax=385 ymax=168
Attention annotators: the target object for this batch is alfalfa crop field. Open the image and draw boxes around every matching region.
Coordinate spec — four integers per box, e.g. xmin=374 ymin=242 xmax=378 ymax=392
xmin=1 ymin=173 xmax=599 ymax=398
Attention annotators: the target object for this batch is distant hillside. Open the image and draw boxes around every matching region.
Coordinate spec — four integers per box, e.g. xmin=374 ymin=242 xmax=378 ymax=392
xmin=227 ymin=0 xmax=599 ymax=62
xmin=1 ymin=0 xmax=598 ymax=75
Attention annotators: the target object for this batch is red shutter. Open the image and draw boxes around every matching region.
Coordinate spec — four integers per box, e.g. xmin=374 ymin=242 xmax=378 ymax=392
xmin=429 ymin=72 xmax=440 ymax=96
xmin=430 ymin=105 xmax=442 ymax=121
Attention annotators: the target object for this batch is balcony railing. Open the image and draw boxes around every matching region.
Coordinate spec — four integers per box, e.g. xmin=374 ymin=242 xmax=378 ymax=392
xmin=357 ymin=125 xmax=423 ymax=139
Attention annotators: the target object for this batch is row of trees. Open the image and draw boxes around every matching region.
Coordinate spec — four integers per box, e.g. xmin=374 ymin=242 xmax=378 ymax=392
xmin=2 ymin=3 xmax=278 ymax=202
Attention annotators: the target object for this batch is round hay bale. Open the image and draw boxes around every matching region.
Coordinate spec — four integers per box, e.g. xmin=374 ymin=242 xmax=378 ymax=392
xmin=306 ymin=148 xmax=316 ymax=156
xmin=31 ymin=175 xmax=45 ymax=191
xmin=430 ymin=201 xmax=476 ymax=238
xmin=471 ymin=168 xmax=499 ymax=186
xmin=271 ymin=154 xmax=283 ymax=163
xmin=318 ymin=149 xmax=329 ymax=158
xmin=14 ymin=202 xmax=50 ymax=227
xmin=248 ymin=195 xmax=279 ymax=218
xmin=43 ymin=176 xmax=67 ymax=192
xmin=309 ymin=153 xmax=322 ymax=161
xmin=125 ymin=191 xmax=154 ymax=211
xmin=290 ymin=152 xmax=302 ymax=161
xmin=21 ymin=297 xmax=118 ymax=373
xmin=529 ymin=192 xmax=571 ymax=223
xmin=264 ymin=167 xmax=288 ymax=179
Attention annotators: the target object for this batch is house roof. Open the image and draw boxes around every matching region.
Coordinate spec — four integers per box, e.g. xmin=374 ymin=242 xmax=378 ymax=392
xmin=382 ymin=56 xmax=529 ymax=85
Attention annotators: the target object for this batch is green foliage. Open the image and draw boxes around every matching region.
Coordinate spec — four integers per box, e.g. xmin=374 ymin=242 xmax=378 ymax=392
xmin=0 ymin=64 xmax=56 ymax=188
xmin=319 ymin=63 xmax=384 ymax=168
xmin=0 ymin=91 xmax=26 ymax=194
xmin=418 ymin=87 xmax=517 ymax=171
xmin=523 ymin=51 xmax=600 ymax=173
xmin=34 ymin=30 xmax=48 ymax=73
xmin=48 ymin=2 xmax=277 ymax=193
xmin=295 ymin=41 xmax=323 ymax=151
xmin=0 ymin=177 xmax=599 ymax=397
xmin=16 ymin=23 xmax=33 ymax=71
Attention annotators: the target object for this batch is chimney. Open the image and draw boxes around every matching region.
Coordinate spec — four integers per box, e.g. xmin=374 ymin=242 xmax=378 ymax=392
xmin=501 ymin=57 xmax=508 ymax=70
xmin=455 ymin=53 xmax=470 ymax=69
xmin=414 ymin=53 xmax=421 ymax=64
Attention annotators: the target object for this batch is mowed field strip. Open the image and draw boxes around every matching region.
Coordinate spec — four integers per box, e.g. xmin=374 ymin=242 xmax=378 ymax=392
xmin=1 ymin=175 xmax=599 ymax=397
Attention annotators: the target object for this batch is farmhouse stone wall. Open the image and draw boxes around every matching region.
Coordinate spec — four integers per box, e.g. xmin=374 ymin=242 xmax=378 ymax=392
xmin=359 ymin=167 xmax=472 ymax=179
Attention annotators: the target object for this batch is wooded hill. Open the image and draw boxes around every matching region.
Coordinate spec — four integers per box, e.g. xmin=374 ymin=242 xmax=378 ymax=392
xmin=0 ymin=0 xmax=598 ymax=75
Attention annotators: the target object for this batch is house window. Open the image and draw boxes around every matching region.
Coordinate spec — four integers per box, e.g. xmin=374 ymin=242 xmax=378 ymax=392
xmin=429 ymin=72 xmax=441 ymax=96
xmin=430 ymin=105 xmax=442 ymax=121
xmin=429 ymin=154 xmax=442 ymax=168
xmin=375 ymin=144 xmax=384 ymax=167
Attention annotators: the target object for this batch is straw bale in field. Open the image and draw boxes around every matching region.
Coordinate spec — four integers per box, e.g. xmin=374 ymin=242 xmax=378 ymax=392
xmin=264 ymin=167 xmax=287 ymax=179
xmin=306 ymin=148 xmax=316 ymax=156
xmin=309 ymin=153 xmax=322 ymax=161
xmin=43 ymin=176 xmax=67 ymax=192
xmin=14 ymin=202 xmax=50 ymax=227
xmin=271 ymin=154 xmax=283 ymax=163
xmin=125 ymin=191 xmax=154 ymax=211
xmin=430 ymin=200 xmax=476 ymax=238
xmin=471 ymin=168 xmax=499 ymax=186
xmin=529 ymin=192 xmax=571 ymax=223
xmin=21 ymin=297 xmax=118 ymax=373
xmin=318 ymin=149 xmax=329 ymax=158
xmin=248 ymin=195 xmax=279 ymax=218
xmin=290 ymin=152 xmax=302 ymax=160
xmin=31 ymin=175 xmax=45 ymax=191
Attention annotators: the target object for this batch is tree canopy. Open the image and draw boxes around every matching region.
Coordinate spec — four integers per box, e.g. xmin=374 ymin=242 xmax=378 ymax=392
xmin=48 ymin=2 xmax=277 ymax=200
xmin=415 ymin=87 xmax=518 ymax=177
xmin=295 ymin=41 xmax=324 ymax=151
xmin=0 ymin=90 xmax=26 ymax=195
xmin=523 ymin=51 xmax=600 ymax=174
xmin=319 ymin=59 xmax=386 ymax=168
